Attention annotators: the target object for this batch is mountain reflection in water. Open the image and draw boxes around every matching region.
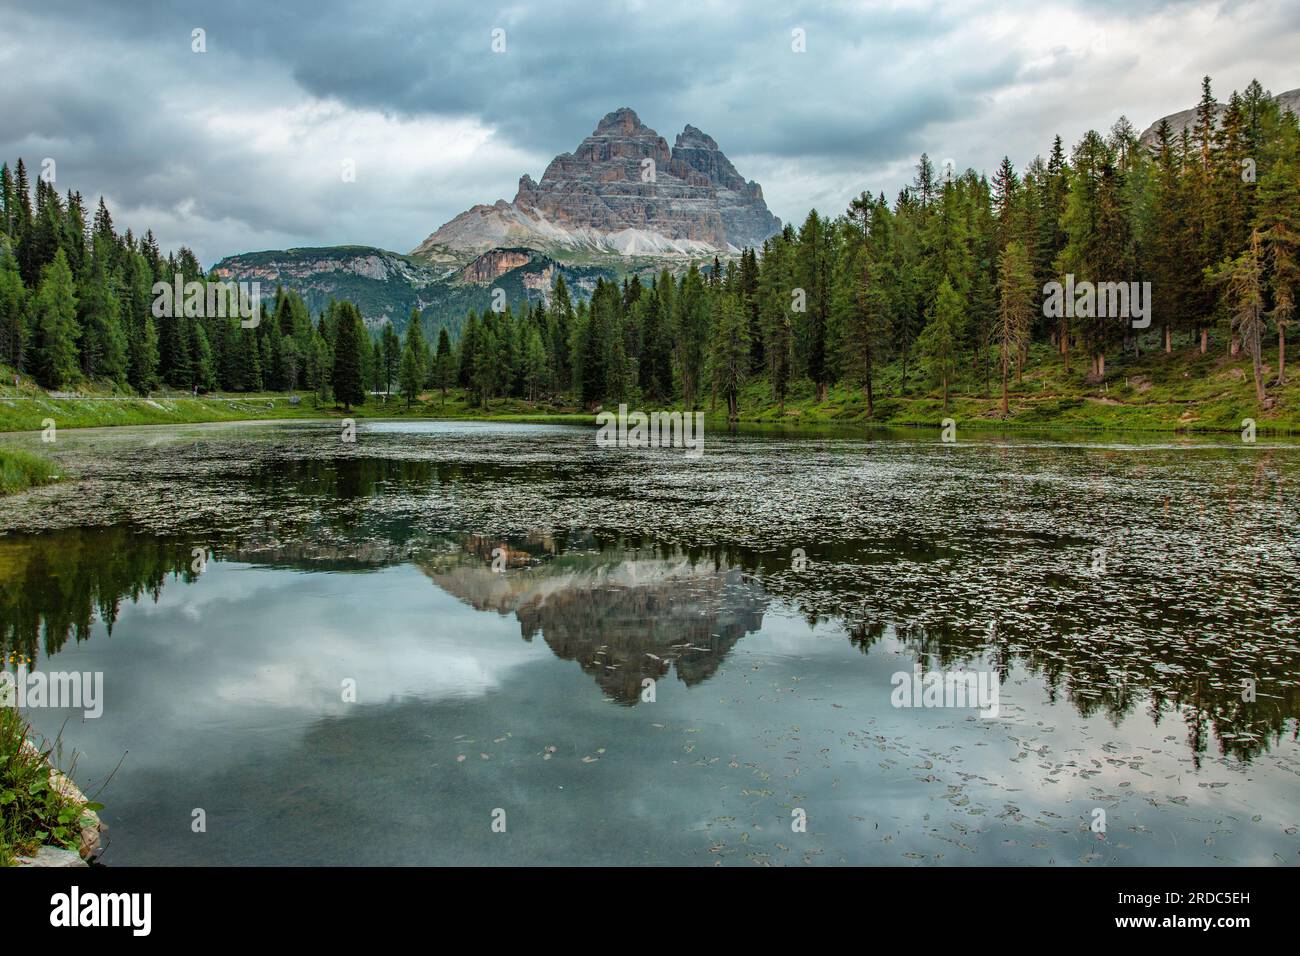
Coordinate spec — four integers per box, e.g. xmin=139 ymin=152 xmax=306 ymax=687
xmin=2 ymin=422 xmax=1298 ymax=865
xmin=2 ymin=510 xmax=1296 ymax=763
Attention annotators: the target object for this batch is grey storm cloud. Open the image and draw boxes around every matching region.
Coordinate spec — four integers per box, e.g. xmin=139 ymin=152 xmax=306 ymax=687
xmin=1 ymin=0 xmax=1295 ymax=265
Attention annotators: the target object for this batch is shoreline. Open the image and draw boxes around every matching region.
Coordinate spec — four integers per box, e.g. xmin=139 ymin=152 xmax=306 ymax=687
xmin=2 ymin=411 xmax=1299 ymax=445
xmin=3 ymin=357 xmax=1300 ymax=440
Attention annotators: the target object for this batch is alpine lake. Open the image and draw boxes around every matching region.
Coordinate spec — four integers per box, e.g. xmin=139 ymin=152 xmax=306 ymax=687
xmin=1 ymin=419 xmax=1297 ymax=866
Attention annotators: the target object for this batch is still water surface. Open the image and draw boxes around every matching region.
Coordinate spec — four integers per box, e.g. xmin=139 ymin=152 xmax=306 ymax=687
xmin=1 ymin=420 xmax=1297 ymax=865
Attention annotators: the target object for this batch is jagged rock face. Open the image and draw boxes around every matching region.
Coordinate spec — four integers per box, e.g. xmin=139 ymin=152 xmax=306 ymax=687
xmin=413 ymin=107 xmax=781 ymax=259
xmin=671 ymin=124 xmax=779 ymax=249
xmin=514 ymin=107 xmax=727 ymax=246
xmin=459 ymin=249 xmax=533 ymax=284
xmin=1139 ymin=87 xmax=1300 ymax=145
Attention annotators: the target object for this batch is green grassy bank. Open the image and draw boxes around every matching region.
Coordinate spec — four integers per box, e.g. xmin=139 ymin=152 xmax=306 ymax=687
xmin=2 ymin=340 xmax=1298 ymax=437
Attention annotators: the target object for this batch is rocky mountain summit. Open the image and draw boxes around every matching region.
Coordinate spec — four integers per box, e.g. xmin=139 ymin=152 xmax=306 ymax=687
xmin=1139 ymin=87 xmax=1300 ymax=145
xmin=413 ymin=107 xmax=780 ymax=260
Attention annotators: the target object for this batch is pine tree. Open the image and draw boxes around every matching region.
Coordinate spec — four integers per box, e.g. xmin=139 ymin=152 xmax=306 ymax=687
xmin=759 ymin=234 xmax=794 ymax=410
xmin=996 ymin=241 xmax=1035 ymax=414
xmin=642 ymin=271 xmax=675 ymax=400
xmin=232 ymin=326 xmax=262 ymax=392
xmin=192 ymin=324 xmax=216 ymax=391
xmin=547 ymin=276 xmax=574 ymax=393
xmin=0 ymin=163 xmax=13 ymax=239
xmin=675 ymin=267 xmax=708 ymax=406
xmin=739 ymin=247 xmax=763 ymax=373
xmin=472 ymin=312 xmax=499 ymax=406
xmin=457 ymin=312 xmax=477 ymax=389
xmin=32 ymin=250 xmax=80 ymax=389
xmin=78 ymin=238 xmax=127 ymax=383
xmin=521 ymin=324 xmax=546 ymax=403
xmin=919 ymin=276 xmax=962 ymax=410
xmin=579 ymin=287 xmax=608 ymax=409
xmin=433 ymin=326 xmax=453 ymax=401
xmin=399 ymin=337 xmax=423 ymax=407
xmin=331 ymin=301 xmax=366 ymax=410
xmin=1209 ymin=230 xmax=1268 ymax=403
xmin=708 ymin=293 xmax=750 ymax=422
xmin=0 ymin=245 xmax=27 ymax=371
xmin=381 ymin=323 xmax=401 ymax=396
xmin=846 ymin=196 xmax=894 ymax=415
xmin=119 ymin=251 xmax=158 ymax=392
xmin=992 ymin=156 xmax=1020 ymax=252
xmin=795 ymin=211 xmax=832 ymax=401
xmin=1254 ymin=114 xmax=1300 ymax=384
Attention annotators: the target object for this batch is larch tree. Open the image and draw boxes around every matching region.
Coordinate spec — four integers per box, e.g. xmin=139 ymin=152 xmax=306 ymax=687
xmin=996 ymin=241 xmax=1035 ymax=414
xmin=919 ymin=275 xmax=962 ymax=411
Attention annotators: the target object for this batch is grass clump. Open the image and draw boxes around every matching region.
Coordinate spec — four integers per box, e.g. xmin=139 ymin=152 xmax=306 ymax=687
xmin=0 ymin=448 xmax=58 ymax=495
xmin=0 ymin=706 xmax=99 ymax=865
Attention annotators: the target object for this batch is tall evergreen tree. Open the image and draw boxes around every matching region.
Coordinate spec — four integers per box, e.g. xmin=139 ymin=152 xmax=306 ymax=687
xmin=996 ymin=241 xmax=1035 ymax=413
xmin=32 ymin=250 xmax=80 ymax=389
xmin=331 ymin=301 xmax=366 ymax=410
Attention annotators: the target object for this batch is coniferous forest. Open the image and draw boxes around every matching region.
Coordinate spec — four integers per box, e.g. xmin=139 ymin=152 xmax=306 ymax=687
xmin=2 ymin=77 xmax=1297 ymax=423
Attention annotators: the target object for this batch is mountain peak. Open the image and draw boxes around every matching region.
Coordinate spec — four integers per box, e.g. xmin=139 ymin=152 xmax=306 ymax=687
xmin=413 ymin=107 xmax=781 ymax=260
xmin=676 ymin=124 xmax=718 ymax=151
xmin=594 ymin=106 xmax=647 ymax=136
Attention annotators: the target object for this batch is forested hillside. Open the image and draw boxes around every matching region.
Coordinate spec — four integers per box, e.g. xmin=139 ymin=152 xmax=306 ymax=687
xmin=2 ymin=77 xmax=1297 ymax=430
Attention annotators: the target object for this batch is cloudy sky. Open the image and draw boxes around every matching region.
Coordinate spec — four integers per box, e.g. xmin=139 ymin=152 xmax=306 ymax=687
xmin=2 ymin=0 xmax=1296 ymax=267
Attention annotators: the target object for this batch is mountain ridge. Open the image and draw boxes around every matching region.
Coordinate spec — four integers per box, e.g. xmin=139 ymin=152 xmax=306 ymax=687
xmin=1138 ymin=86 xmax=1300 ymax=144
xmin=411 ymin=107 xmax=781 ymax=260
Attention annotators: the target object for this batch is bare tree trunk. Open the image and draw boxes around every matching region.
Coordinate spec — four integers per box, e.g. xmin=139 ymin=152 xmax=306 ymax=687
xmin=865 ymin=356 xmax=875 ymax=417
xmin=1231 ymin=335 xmax=1240 ymax=356
xmin=1278 ymin=326 xmax=1287 ymax=385
xmin=1200 ymin=327 xmax=1208 ymax=354
xmin=942 ymin=374 xmax=949 ymax=412
xmin=1000 ymin=356 xmax=1009 ymax=414
xmin=1164 ymin=324 xmax=1172 ymax=354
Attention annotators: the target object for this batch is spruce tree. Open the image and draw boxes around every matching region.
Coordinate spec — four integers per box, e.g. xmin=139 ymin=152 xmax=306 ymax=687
xmin=0 ymin=245 xmax=27 ymax=371
xmin=399 ymin=337 xmax=422 ymax=407
xmin=433 ymin=327 xmax=453 ymax=400
xmin=708 ymin=293 xmax=750 ymax=422
xmin=331 ymin=302 xmax=366 ymax=410
xmin=381 ymin=323 xmax=401 ymax=396
xmin=919 ymin=276 xmax=962 ymax=410
xmin=78 ymin=239 xmax=127 ymax=383
xmin=32 ymin=250 xmax=80 ymax=389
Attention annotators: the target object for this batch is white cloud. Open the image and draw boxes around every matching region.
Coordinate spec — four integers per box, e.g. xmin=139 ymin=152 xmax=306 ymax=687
xmin=0 ymin=0 xmax=1295 ymax=264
